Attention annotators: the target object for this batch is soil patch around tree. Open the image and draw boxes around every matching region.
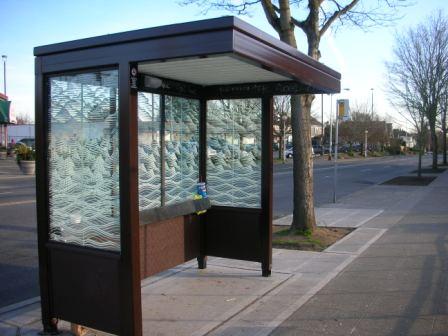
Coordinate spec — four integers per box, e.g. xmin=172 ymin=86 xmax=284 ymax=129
xmin=272 ymin=226 xmax=353 ymax=252
xmin=381 ymin=176 xmax=436 ymax=186
xmin=411 ymin=168 xmax=446 ymax=174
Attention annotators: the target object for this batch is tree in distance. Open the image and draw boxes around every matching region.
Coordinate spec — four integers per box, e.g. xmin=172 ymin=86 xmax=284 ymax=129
xmin=387 ymin=10 xmax=448 ymax=173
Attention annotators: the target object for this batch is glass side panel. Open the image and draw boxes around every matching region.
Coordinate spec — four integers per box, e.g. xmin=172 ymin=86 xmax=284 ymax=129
xmin=48 ymin=69 xmax=120 ymax=251
xmin=138 ymin=92 xmax=161 ymax=210
xmin=164 ymin=96 xmax=200 ymax=205
xmin=207 ymin=99 xmax=262 ymax=208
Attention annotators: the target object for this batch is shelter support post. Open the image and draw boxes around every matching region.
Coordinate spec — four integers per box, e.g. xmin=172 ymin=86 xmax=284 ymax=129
xmin=261 ymin=96 xmax=273 ymax=277
xmin=118 ymin=61 xmax=142 ymax=336
xmin=35 ymin=53 xmax=58 ymax=334
xmin=198 ymin=98 xmax=207 ymax=270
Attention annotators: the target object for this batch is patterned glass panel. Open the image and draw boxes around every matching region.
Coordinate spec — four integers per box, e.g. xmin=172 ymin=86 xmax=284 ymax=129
xmin=48 ymin=70 xmax=120 ymax=251
xmin=138 ymin=92 xmax=161 ymax=210
xmin=207 ymin=99 xmax=262 ymax=208
xmin=164 ymin=96 xmax=200 ymax=205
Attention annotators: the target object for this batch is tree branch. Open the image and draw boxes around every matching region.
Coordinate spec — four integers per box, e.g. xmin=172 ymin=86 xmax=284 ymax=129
xmin=320 ymin=0 xmax=359 ymax=37
xmin=260 ymin=0 xmax=281 ymax=33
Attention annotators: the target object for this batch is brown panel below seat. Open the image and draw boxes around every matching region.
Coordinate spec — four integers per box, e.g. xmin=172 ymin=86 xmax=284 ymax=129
xmin=204 ymin=206 xmax=263 ymax=262
xmin=140 ymin=214 xmax=200 ymax=279
xmin=48 ymin=243 xmax=121 ymax=335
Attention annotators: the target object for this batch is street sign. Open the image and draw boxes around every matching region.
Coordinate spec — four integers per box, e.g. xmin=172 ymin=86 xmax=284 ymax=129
xmin=336 ymin=99 xmax=350 ymax=120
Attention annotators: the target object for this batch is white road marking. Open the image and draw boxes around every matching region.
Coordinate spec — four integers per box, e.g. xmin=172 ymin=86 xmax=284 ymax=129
xmin=0 ymin=200 xmax=36 ymax=207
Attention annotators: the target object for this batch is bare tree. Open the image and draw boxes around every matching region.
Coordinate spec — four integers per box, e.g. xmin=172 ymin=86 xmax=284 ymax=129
xmin=387 ymin=11 xmax=448 ymax=171
xmin=339 ymin=109 xmax=389 ymax=150
xmin=182 ymin=0 xmax=411 ymax=231
xmin=273 ymin=96 xmax=291 ymax=162
xmin=387 ymin=64 xmax=428 ymax=177
xmin=14 ymin=113 xmax=33 ymax=125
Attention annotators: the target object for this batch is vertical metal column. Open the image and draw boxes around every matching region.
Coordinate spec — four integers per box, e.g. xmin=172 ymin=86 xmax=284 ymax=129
xmin=261 ymin=96 xmax=273 ymax=277
xmin=198 ymin=98 xmax=207 ymax=269
xmin=35 ymin=58 xmax=57 ymax=333
xmin=118 ymin=62 xmax=142 ymax=336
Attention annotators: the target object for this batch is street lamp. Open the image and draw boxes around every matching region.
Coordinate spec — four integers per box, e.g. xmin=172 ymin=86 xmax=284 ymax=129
xmin=365 ymin=129 xmax=369 ymax=158
xmin=1 ymin=55 xmax=7 ymax=96
xmin=321 ymin=94 xmax=324 ymax=145
xmin=370 ymin=88 xmax=374 ymax=118
xmin=281 ymin=113 xmax=288 ymax=163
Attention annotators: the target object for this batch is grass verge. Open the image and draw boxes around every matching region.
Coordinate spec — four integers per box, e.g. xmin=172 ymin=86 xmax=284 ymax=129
xmin=272 ymin=225 xmax=353 ymax=252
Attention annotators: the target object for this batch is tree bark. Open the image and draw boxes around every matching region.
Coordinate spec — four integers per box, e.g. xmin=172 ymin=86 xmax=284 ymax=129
xmin=291 ymin=95 xmax=316 ymax=231
xmin=443 ymin=108 xmax=447 ymax=165
xmin=417 ymin=132 xmax=423 ymax=178
xmin=430 ymin=123 xmax=438 ymax=169
xmin=276 ymin=0 xmax=316 ymax=231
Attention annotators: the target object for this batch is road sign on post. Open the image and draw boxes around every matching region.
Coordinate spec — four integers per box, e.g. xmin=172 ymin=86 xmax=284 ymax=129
xmin=333 ymin=99 xmax=350 ymax=203
xmin=336 ymin=99 xmax=350 ymax=120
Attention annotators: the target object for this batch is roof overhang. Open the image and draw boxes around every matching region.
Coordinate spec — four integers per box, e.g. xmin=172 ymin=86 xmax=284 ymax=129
xmin=34 ymin=16 xmax=340 ymax=95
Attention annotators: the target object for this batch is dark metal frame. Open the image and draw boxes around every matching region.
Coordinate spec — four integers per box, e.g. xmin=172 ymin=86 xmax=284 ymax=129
xmin=35 ymin=16 xmax=340 ymax=336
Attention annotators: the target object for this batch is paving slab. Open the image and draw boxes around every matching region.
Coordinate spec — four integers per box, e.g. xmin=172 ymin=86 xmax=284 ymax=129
xmin=324 ymin=228 xmax=387 ymax=255
xmin=0 ymin=302 xmax=40 ymax=328
xmin=140 ymin=264 xmax=290 ymax=336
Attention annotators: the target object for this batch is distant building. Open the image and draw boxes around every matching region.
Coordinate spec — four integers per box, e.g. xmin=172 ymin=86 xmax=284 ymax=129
xmin=8 ymin=124 xmax=35 ymax=144
xmin=400 ymin=135 xmax=416 ymax=149
xmin=273 ymin=116 xmax=323 ymax=148
xmin=310 ymin=117 xmax=323 ymax=138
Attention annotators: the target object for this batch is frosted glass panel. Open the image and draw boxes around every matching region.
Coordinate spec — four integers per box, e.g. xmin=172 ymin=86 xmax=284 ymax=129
xmin=164 ymin=96 xmax=200 ymax=205
xmin=138 ymin=92 xmax=161 ymax=210
xmin=48 ymin=70 xmax=120 ymax=251
xmin=207 ymin=99 xmax=262 ymax=208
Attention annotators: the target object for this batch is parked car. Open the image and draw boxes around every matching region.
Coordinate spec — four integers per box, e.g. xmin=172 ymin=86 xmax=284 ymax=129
xmin=285 ymin=146 xmax=315 ymax=158
xmin=16 ymin=138 xmax=35 ymax=149
xmin=312 ymin=145 xmax=323 ymax=155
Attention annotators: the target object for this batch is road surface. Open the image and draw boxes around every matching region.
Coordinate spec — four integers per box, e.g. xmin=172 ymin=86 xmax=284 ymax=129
xmin=274 ymin=155 xmax=430 ymax=218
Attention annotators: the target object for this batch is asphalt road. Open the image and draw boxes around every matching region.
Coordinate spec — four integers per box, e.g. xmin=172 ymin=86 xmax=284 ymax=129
xmin=0 ymin=154 xmax=430 ymax=308
xmin=273 ymin=155 xmax=431 ymax=218
xmin=0 ymin=159 xmax=38 ymax=308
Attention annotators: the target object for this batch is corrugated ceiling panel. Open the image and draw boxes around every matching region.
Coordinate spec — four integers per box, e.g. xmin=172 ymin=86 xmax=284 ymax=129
xmin=138 ymin=55 xmax=291 ymax=86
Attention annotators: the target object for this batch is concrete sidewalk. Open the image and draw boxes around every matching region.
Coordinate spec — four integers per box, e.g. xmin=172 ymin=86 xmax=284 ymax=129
xmin=1 ymin=171 xmax=447 ymax=335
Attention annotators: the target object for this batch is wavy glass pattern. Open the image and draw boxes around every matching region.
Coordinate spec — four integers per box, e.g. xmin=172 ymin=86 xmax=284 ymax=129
xmin=138 ymin=92 xmax=161 ymax=210
xmin=165 ymin=96 xmax=200 ymax=205
xmin=48 ymin=70 xmax=120 ymax=251
xmin=207 ymin=99 xmax=262 ymax=208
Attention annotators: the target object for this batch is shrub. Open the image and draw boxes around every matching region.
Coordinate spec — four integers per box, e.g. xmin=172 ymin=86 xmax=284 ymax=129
xmin=15 ymin=144 xmax=35 ymax=162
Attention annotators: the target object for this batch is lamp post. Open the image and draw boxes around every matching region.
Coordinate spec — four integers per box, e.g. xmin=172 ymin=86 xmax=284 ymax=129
xmin=332 ymin=88 xmax=350 ymax=203
xmin=1 ymin=55 xmax=6 ymax=96
xmin=370 ymin=88 xmax=374 ymax=118
xmin=281 ymin=113 xmax=287 ymax=163
xmin=329 ymin=94 xmax=333 ymax=160
xmin=321 ymin=94 xmax=324 ymax=145
xmin=365 ymin=129 xmax=368 ymax=158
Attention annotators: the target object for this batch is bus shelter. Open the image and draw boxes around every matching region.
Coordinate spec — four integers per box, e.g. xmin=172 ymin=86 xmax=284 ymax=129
xmin=34 ymin=16 xmax=340 ymax=335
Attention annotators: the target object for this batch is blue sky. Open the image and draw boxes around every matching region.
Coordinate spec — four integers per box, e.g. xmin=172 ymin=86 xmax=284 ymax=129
xmin=1 ymin=0 xmax=447 ymax=129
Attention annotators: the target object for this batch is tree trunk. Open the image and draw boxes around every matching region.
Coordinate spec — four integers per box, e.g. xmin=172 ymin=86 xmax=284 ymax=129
xmin=417 ymin=133 xmax=423 ymax=178
xmin=443 ymin=110 xmax=447 ymax=165
xmin=290 ymin=95 xmax=316 ymax=232
xmin=430 ymin=124 xmax=438 ymax=169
